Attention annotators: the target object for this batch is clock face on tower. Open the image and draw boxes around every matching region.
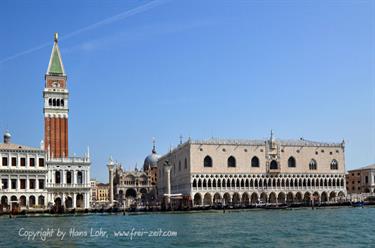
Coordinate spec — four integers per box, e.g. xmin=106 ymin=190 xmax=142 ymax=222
xmin=52 ymin=81 xmax=60 ymax=88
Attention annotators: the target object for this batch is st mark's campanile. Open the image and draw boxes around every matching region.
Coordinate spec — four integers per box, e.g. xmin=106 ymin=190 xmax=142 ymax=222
xmin=43 ymin=33 xmax=69 ymax=158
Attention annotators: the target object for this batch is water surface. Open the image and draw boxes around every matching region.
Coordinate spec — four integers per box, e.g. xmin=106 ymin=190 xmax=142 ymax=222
xmin=0 ymin=207 xmax=373 ymax=248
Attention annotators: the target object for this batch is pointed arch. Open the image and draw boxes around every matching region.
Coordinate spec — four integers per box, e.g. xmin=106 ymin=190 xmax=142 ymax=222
xmin=227 ymin=156 xmax=236 ymax=167
xmin=213 ymin=193 xmax=221 ymax=204
xmin=203 ymin=193 xmax=212 ymax=206
xmin=270 ymin=160 xmax=278 ymax=170
xmin=251 ymin=156 xmax=260 ymax=167
xmin=288 ymin=156 xmax=296 ymax=167
xmin=278 ymin=192 xmax=286 ymax=204
xmin=287 ymin=192 xmax=294 ymax=203
xmin=330 ymin=159 xmax=338 ymax=170
xmin=242 ymin=192 xmax=250 ymax=205
xmin=194 ymin=193 xmax=202 ymax=206
xmin=309 ymin=159 xmax=317 ymax=170
xmin=204 ymin=156 xmax=213 ymax=167
xmin=251 ymin=193 xmax=258 ymax=204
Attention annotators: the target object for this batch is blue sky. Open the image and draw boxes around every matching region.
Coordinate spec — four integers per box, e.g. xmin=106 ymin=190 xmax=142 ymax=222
xmin=0 ymin=0 xmax=374 ymax=183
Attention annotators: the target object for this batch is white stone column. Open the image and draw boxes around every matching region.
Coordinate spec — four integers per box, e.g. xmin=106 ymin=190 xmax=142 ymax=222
xmin=36 ymin=175 xmax=39 ymax=190
xmin=62 ymin=193 xmax=65 ymax=207
xmin=62 ymin=170 xmax=65 ymax=185
xmin=73 ymin=170 xmax=77 ymax=185
xmin=26 ymin=175 xmax=29 ymax=190
xmin=17 ymin=175 xmax=20 ymax=190
xmin=87 ymin=169 xmax=90 ymax=187
xmin=166 ymin=166 xmax=172 ymax=205
xmin=73 ymin=193 xmax=77 ymax=208
xmin=108 ymin=166 xmax=114 ymax=205
xmin=17 ymin=153 xmax=20 ymax=168
xmin=85 ymin=192 xmax=89 ymax=208
xmin=49 ymin=170 xmax=52 ymax=186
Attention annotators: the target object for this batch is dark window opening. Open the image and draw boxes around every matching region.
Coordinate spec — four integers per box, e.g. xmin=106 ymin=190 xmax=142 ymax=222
xmin=288 ymin=157 xmax=296 ymax=168
xmin=2 ymin=157 xmax=8 ymax=166
xmin=11 ymin=157 xmax=16 ymax=166
xmin=251 ymin=156 xmax=260 ymax=167
xmin=227 ymin=156 xmax=236 ymax=167
xmin=204 ymin=156 xmax=213 ymax=167
xmin=270 ymin=160 xmax=278 ymax=170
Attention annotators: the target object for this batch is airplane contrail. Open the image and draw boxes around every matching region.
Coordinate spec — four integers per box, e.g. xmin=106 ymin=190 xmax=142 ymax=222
xmin=0 ymin=0 xmax=167 ymax=64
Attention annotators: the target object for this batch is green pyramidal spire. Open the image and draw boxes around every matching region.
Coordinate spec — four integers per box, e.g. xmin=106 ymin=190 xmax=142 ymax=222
xmin=47 ymin=33 xmax=65 ymax=75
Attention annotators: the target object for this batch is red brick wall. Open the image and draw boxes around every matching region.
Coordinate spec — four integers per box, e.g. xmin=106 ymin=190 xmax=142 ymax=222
xmin=44 ymin=117 xmax=68 ymax=158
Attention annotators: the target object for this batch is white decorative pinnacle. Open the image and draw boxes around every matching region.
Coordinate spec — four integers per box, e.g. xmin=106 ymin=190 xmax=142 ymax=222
xmin=87 ymin=146 xmax=90 ymax=159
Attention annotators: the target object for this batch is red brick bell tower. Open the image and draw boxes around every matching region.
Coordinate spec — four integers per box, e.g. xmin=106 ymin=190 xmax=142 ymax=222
xmin=43 ymin=33 xmax=69 ymax=158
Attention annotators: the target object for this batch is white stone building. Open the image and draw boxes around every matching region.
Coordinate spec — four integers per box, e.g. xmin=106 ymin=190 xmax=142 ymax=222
xmin=157 ymin=133 xmax=347 ymax=208
xmin=46 ymin=154 xmax=91 ymax=209
xmin=0 ymin=132 xmax=47 ymax=210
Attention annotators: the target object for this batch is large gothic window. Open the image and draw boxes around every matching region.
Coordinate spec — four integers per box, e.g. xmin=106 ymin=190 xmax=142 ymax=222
xmin=270 ymin=160 xmax=278 ymax=170
xmin=330 ymin=159 xmax=338 ymax=170
xmin=309 ymin=159 xmax=317 ymax=170
xmin=203 ymin=156 xmax=212 ymax=167
xmin=288 ymin=157 xmax=296 ymax=168
xmin=227 ymin=156 xmax=236 ymax=167
xmin=251 ymin=156 xmax=260 ymax=167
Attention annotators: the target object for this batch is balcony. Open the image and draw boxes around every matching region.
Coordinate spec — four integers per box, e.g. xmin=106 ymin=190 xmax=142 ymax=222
xmin=47 ymin=156 xmax=90 ymax=164
xmin=46 ymin=183 xmax=91 ymax=189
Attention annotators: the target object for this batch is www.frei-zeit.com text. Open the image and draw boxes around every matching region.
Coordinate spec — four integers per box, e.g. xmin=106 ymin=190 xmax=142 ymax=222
xmin=18 ymin=227 xmax=178 ymax=241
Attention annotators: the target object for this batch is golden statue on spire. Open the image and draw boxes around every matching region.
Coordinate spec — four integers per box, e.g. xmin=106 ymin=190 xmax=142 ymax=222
xmin=54 ymin=32 xmax=58 ymax=43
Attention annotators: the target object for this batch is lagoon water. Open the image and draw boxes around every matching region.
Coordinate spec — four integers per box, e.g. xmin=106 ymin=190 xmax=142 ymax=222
xmin=0 ymin=207 xmax=374 ymax=248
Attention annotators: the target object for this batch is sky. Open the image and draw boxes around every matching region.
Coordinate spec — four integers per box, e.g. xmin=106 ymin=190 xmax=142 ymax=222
xmin=0 ymin=0 xmax=374 ymax=183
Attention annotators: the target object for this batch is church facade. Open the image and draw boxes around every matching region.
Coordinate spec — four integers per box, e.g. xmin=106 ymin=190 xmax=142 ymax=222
xmin=107 ymin=142 xmax=160 ymax=208
xmin=157 ymin=133 xmax=347 ymax=208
